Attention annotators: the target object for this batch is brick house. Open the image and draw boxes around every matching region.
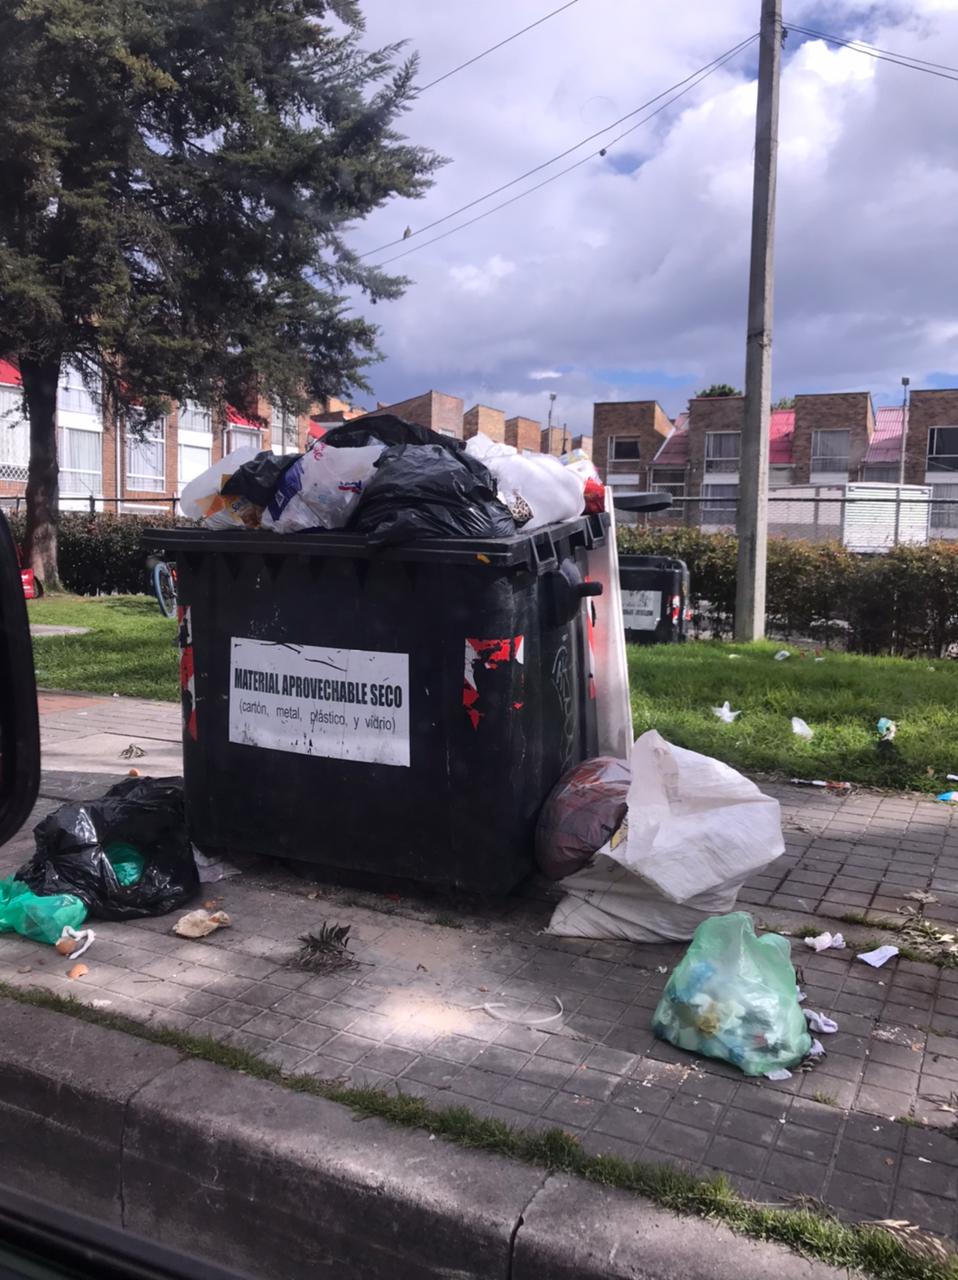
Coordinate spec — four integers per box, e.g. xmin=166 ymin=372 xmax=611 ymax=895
xmin=592 ymin=400 xmax=673 ymax=493
xmin=504 ymin=416 xmax=541 ymax=453
xmin=376 ymin=389 xmax=463 ymax=438
xmin=462 ymin=404 xmax=506 ymax=442
xmin=791 ymin=392 xmax=874 ymax=485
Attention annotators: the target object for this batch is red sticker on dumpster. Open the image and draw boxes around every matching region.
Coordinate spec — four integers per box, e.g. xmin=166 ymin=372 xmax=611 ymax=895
xmin=463 ymin=636 xmax=524 ymax=730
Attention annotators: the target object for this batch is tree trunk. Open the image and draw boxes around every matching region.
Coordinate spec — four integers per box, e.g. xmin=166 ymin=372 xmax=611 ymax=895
xmin=21 ymin=354 xmax=62 ymax=590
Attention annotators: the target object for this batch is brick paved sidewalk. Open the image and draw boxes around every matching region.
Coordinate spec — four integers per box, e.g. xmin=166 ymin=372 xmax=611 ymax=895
xmin=3 ymin=691 xmax=956 ymax=1244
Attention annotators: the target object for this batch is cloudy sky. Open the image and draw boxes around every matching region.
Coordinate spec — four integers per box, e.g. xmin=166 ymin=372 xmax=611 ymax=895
xmin=345 ymin=0 xmax=958 ymax=437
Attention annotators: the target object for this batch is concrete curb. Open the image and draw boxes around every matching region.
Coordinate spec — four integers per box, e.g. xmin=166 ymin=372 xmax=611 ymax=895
xmin=0 ymin=999 xmax=848 ymax=1280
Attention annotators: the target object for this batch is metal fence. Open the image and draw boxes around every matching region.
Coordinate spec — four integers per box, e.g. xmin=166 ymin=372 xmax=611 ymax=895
xmin=0 ymin=494 xmax=182 ymax=517
xmin=623 ymin=486 xmax=958 ymax=550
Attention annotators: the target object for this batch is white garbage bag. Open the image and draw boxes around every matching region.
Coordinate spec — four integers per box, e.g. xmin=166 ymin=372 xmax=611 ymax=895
xmin=547 ymin=730 xmax=784 ymax=942
xmin=262 ymin=439 xmax=385 ymax=532
xmin=465 ymin=432 xmax=584 ymax=530
xmin=180 ymin=446 xmax=264 ymax=529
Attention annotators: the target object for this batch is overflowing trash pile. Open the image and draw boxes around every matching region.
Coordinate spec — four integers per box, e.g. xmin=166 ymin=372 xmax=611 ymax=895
xmin=541 ymin=729 xmax=784 ymax=943
xmin=0 ymin=777 xmax=199 ymax=952
xmin=180 ymin=413 xmax=605 ymax=541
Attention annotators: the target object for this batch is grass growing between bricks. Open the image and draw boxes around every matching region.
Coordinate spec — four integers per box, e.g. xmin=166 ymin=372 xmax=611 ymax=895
xmin=2 ymin=980 xmax=955 ymax=1280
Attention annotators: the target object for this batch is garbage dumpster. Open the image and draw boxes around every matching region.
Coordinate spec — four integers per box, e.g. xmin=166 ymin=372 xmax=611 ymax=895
xmin=143 ymin=517 xmax=607 ymax=894
xmin=619 ymin=554 xmax=690 ymax=645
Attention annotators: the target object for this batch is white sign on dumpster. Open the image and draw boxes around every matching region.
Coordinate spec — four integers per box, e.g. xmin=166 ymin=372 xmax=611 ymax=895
xmin=229 ymin=637 xmax=410 ymax=767
xmin=621 ymin=589 xmax=661 ymax=631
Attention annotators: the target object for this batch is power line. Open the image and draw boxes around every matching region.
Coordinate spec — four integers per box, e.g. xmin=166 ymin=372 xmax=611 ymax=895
xmin=790 ymin=25 xmax=958 ymax=83
xmin=418 ymin=0 xmax=580 ymax=93
xmin=371 ymin=35 xmax=759 ymax=269
xmin=364 ymin=32 xmax=759 ymax=259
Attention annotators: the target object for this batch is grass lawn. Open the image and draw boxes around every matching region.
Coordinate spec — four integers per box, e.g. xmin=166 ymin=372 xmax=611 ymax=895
xmin=27 ymin=597 xmax=958 ymax=793
xmin=28 ymin=594 xmax=178 ymax=702
xmin=630 ymin=639 xmax=958 ymax=794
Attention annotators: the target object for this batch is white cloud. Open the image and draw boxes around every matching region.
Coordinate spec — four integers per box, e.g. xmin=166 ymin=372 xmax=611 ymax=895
xmin=346 ymin=1 xmax=958 ymax=430
xmin=529 ymin=369 xmax=563 ymax=380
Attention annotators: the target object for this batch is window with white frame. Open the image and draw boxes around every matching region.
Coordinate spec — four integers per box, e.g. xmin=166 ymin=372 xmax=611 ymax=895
xmin=272 ymin=404 xmax=300 ymax=454
xmin=227 ymin=426 xmax=260 ymax=453
xmin=59 ymin=427 xmax=102 ymax=495
xmin=126 ymin=421 xmax=165 ymax=492
xmin=704 ymin=431 xmax=740 ymax=474
xmin=701 ymin=483 xmax=737 ymax=520
xmin=862 ymin=464 xmax=899 ymax=483
xmin=57 ymin=365 xmax=99 ymax=416
xmin=179 ymin=401 xmax=213 ymax=433
xmin=931 ymin=482 xmax=958 ymax=530
xmin=811 ymin=428 xmax=851 ymax=476
xmin=608 ymin=436 xmax=641 ymax=462
xmin=0 ymin=385 xmax=30 ymax=481
xmin=650 ymin=467 xmax=686 ymax=501
xmin=178 ymin=443 xmax=212 ymax=490
xmin=928 ymin=426 xmax=958 ymax=473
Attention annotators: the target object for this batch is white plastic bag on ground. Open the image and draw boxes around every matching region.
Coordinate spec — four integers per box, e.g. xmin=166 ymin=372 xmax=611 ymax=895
xmin=180 ymin=447 xmax=263 ymax=529
xmin=465 ymin=432 xmax=584 ymax=530
xmin=547 ymin=730 xmax=784 ymax=942
xmin=263 ymin=440 xmax=385 ymax=532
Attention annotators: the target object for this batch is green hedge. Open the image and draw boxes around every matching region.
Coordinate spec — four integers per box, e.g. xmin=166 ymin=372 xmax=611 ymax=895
xmin=9 ymin=512 xmax=193 ymax=596
xmin=617 ymin=525 xmax=958 ymax=657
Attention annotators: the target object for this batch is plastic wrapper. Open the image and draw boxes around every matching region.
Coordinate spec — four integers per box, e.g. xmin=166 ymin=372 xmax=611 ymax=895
xmin=221 ymin=450 xmax=301 ymax=508
xmin=535 ymin=756 xmax=630 ymax=881
xmin=263 ymin=439 xmax=385 ymax=532
xmin=179 ymin=447 xmax=264 ymax=529
xmin=652 ymin=912 xmax=812 ymax=1076
xmin=352 ymin=443 xmax=516 ymax=544
xmin=0 ymin=877 xmax=87 ymax=945
xmin=19 ymin=777 xmax=199 ymax=921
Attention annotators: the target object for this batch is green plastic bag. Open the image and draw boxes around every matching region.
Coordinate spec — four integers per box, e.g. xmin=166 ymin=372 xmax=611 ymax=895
xmin=105 ymin=842 xmax=146 ymax=887
xmin=652 ymin=912 xmax=812 ymax=1076
xmin=0 ymin=877 xmax=87 ymax=946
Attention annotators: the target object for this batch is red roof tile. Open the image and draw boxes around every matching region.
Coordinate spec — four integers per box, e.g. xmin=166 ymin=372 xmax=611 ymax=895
xmin=0 ymin=358 xmax=21 ymax=387
xmin=652 ymin=426 xmax=689 ymax=466
xmin=769 ymin=408 xmax=794 ymax=464
xmin=225 ymin=404 xmax=263 ymax=428
xmin=865 ymin=406 xmax=904 ymax=465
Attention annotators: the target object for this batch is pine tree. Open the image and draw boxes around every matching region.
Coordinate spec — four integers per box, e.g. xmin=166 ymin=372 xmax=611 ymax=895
xmin=0 ymin=0 xmax=440 ymax=583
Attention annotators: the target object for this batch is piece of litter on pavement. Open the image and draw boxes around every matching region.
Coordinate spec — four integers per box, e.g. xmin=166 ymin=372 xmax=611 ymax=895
xmin=774 ymin=650 xmax=791 ymax=661
xmin=711 ymin=700 xmax=741 ymax=723
xmin=796 ymin=988 xmax=807 ymax=1002
xmin=804 ymin=931 xmax=845 ymax=952
xmin=67 ymin=963 xmax=88 ymax=981
xmin=172 ymin=908 xmax=231 ymax=939
xmin=766 ymin=1068 xmax=792 ymax=1081
xmin=476 ymin=995 xmax=563 ymax=1026
xmin=90 ymin=999 xmax=112 ymax=1009
xmin=790 ymin=778 xmax=851 ymax=793
xmin=805 ymin=1010 xmax=838 ymax=1034
xmin=918 ymin=1157 xmax=931 ymax=1164
xmin=936 ymin=791 xmax=958 ymax=804
xmin=55 ymin=926 xmax=95 ymax=959
xmin=192 ymin=845 xmax=241 ymax=882
xmin=857 ymin=944 xmax=899 ymax=968
xmin=791 ymin=716 xmax=814 ymax=740
xmin=656 ymin=966 xmax=668 ymax=974
xmin=808 ymin=1039 xmax=825 ymax=1058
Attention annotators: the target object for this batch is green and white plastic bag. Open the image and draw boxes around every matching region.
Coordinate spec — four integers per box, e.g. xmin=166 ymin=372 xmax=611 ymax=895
xmin=652 ymin=912 xmax=811 ymax=1076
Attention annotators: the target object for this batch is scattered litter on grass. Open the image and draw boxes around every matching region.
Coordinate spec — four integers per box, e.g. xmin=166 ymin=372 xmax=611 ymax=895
xmin=813 ymin=657 xmax=825 ymax=663
xmin=727 ymin=654 xmax=742 ymax=660
xmin=857 ymin=944 xmax=899 ymax=968
xmin=877 ymin=717 xmax=897 ymax=742
xmin=791 ymin=717 xmax=814 ymax=740
xmin=774 ymin=650 xmax=791 ymax=661
xmin=711 ymin=700 xmax=740 ymax=723
xmin=948 ymin=774 xmax=958 ymax=783
xmin=866 ymin=1220 xmax=955 ymax=1266
xmin=173 ymin=908 xmax=231 ymax=939
xmin=804 ymin=932 xmax=844 ymax=953
xmin=119 ymin=743 xmax=145 ymax=759
xmin=291 ymin=922 xmax=353 ymax=973
xmin=67 ymin=963 xmax=88 ymax=980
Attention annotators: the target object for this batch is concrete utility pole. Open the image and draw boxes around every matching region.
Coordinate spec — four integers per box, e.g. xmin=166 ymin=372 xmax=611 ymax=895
xmin=734 ymin=0 xmax=782 ymax=641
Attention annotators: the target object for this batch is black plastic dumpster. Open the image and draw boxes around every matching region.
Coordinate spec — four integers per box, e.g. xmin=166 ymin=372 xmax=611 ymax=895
xmin=143 ymin=516 xmax=607 ymax=894
xmin=619 ymin=554 xmax=690 ymax=645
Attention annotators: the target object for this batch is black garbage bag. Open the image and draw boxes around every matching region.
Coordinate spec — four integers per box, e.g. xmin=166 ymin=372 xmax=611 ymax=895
xmin=351 ymin=443 xmax=517 ymax=544
xmin=18 ymin=777 xmax=199 ymax=921
xmin=221 ymin=450 xmax=301 ymax=508
xmin=323 ymin=413 xmax=462 ymax=454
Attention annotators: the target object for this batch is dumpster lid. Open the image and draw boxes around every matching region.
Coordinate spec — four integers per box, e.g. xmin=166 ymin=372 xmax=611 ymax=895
xmin=143 ymin=512 xmax=608 ymax=572
xmin=611 ymin=492 xmax=673 ymax=514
